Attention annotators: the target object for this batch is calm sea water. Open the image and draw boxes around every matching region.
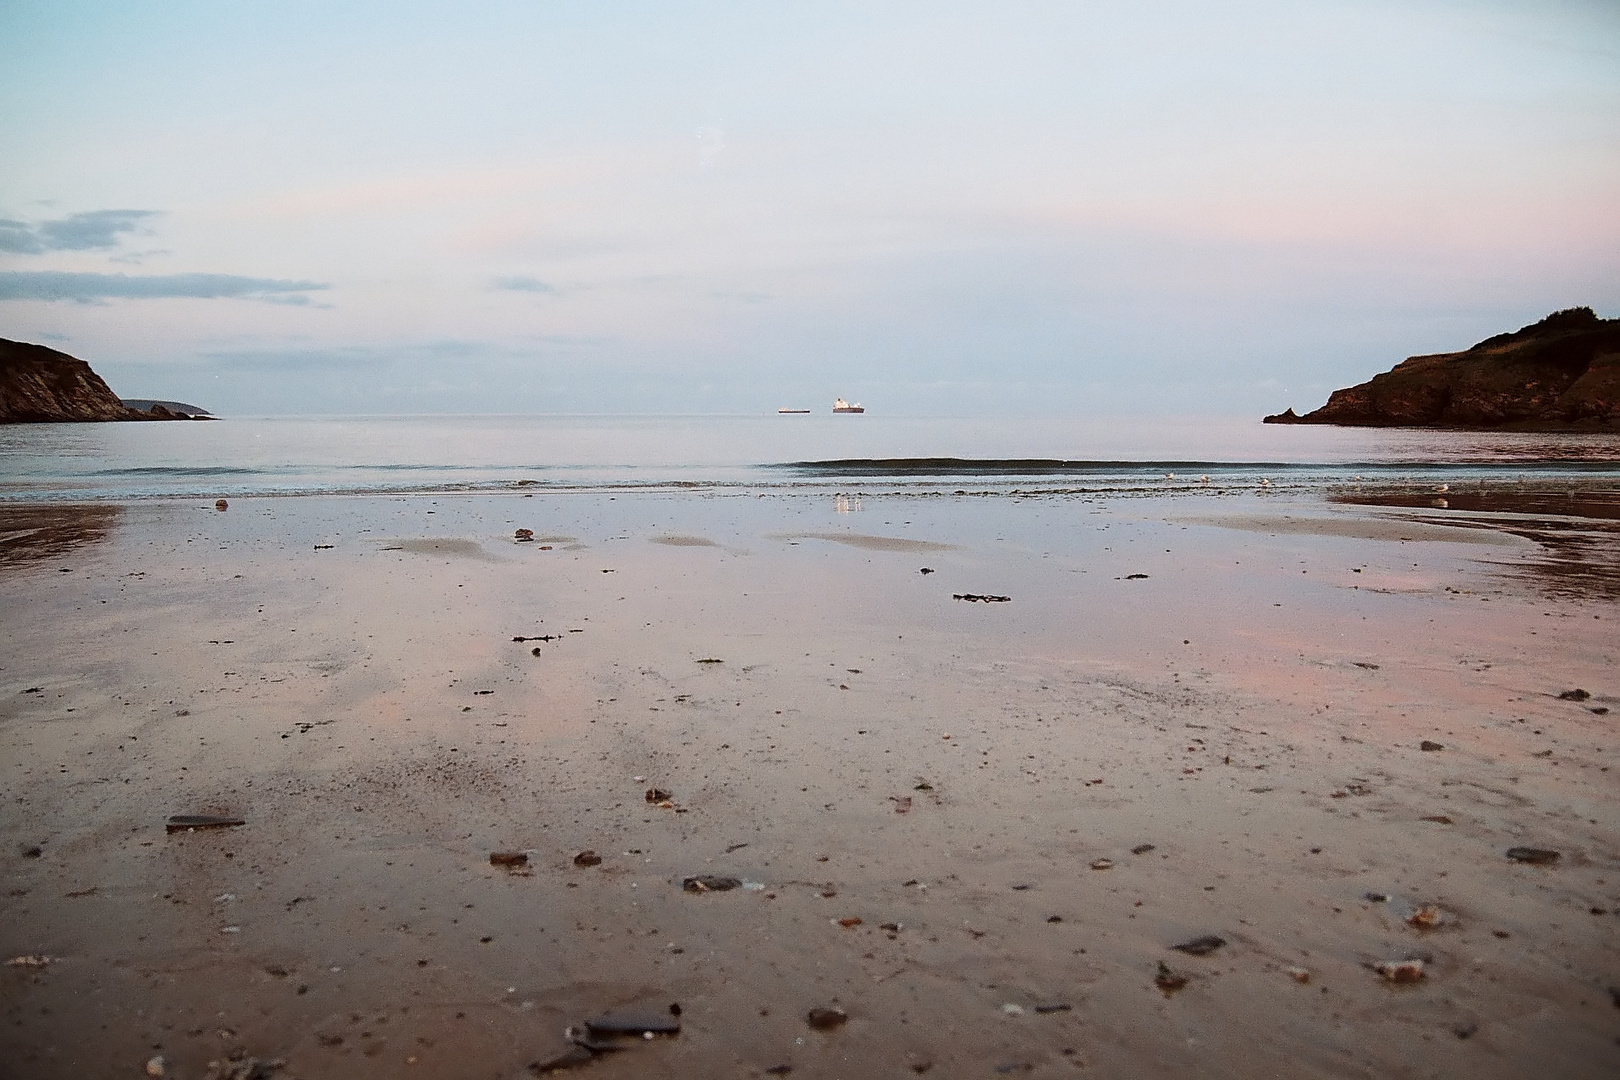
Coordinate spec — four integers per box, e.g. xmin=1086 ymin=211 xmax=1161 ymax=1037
xmin=2 ymin=414 xmax=1618 ymax=501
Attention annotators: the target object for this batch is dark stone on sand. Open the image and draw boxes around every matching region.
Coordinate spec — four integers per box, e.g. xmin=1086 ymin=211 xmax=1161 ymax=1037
xmin=1453 ymin=1022 xmax=1479 ymax=1039
xmin=806 ymin=1007 xmax=848 ymax=1030
xmin=1505 ymin=846 xmax=1561 ymax=865
xmin=1131 ymin=843 xmax=1156 ymax=855
xmin=1420 ymin=740 xmax=1444 ymax=751
xmin=489 ymin=851 xmax=529 ymax=867
xmin=1262 ymin=308 xmax=1620 ymax=430
xmin=1123 ymin=573 xmax=1149 ymax=580
xmin=1170 ymin=935 xmax=1226 ymax=956
xmin=166 ymin=814 xmax=245 ymax=833
xmin=573 ymin=850 xmax=602 ymax=867
xmin=645 ymin=788 xmax=672 ymax=802
xmin=21 ymin=845 xmax=41 ymax=858
xmin=1033 ymin=1003 xmax=1072 ymax=1014
xmin=1557 ymin=688 xmax=1591 ymax=701
xmin=952 ymin=593 xmax=1011 ymax=602
xmin=585 ymin=1008 xmax=681 ymax=1037
xmin=1364 ymin=892 xmax=1390 ymax=903
xmin=919 ymin=567 xmax=934 ymax=574
xmin=682 ymin=875 xmax=741 ymax=893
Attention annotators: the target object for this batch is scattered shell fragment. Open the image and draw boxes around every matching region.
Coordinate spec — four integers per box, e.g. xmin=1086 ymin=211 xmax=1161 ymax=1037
xmin=1375 ymin=958 xmax=1426 ymax=983
xmin=6 ymin=955 xmax=51 ymax=968
xmin=146 ymin=1056 xmax=166 ymax=1078
xmin=1154 ymin=962 xmax=1188 ymax=996
xmin=1089 ymin=858 xmax=1114 ymax=870
xmin=1285 ymin=967 xmax=1311 ymax=984
xmin=682 ymin=875 xmax=742 ymax=893
xmin=166 ymin=814 xmax=245 ymax=833
xmin=1000 ymin=1003 xmax=1025 ymax=1016
xmin=1406 ymin=904 xmax=1445 ymax=930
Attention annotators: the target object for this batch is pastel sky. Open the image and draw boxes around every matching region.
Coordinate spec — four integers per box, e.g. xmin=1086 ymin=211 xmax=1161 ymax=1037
xmin=3 ymin=0 xmax=1617 ymax=416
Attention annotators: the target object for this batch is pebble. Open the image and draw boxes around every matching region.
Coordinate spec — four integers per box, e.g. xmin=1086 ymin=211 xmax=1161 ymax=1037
xmin=806 ymin=1007 xmax=848 ymax=1031
xmin=573 ymin=850 xmax=602 ymax=867
xmin=1170 ymin=934 xmax=1226 ymax=956
xmin=1505 ymin=847 xmax=1560 ymax=865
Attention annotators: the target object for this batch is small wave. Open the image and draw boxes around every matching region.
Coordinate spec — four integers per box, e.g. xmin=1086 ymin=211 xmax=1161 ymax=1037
xmin=770 ymin=457 xmax=1620 ymax=477
xmin=92 ymin=466 xmax=268 ymax=477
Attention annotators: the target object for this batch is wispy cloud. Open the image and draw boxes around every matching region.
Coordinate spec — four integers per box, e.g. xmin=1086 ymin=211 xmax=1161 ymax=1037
xmin=492 ymin=275 xmax=558 ymax=294
xmin=0 ymin=271 xmax=330 ymax=304
xmin=0 ymin=210 xmax=159 ymax=254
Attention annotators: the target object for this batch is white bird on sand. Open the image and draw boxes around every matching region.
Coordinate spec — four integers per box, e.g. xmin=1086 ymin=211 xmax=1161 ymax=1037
xmin=1259 ymin=478 xmax=1271 ymax=487
xmin=1199 ymin=475 xmax=1210 ymax=484
xmin=1435 ymin=483 xmax=1449 ymax=493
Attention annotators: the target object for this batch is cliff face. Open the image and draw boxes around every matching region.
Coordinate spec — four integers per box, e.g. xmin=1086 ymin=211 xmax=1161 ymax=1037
xmin=0 ymin=338 xmax=199 ymax=423
xmin=1265 ymin=308 xmax=1620 ymax=430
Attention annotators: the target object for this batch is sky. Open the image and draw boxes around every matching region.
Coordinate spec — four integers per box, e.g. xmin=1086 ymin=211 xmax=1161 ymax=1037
xmin=2 ymin=0 xmax=1618 ymax=417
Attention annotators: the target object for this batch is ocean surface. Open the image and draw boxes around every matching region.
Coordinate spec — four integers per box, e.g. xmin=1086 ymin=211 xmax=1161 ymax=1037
xmin=2 ymin=414 xmax=1618 ymax=502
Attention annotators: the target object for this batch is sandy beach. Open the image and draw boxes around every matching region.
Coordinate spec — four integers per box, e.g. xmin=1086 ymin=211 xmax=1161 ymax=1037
xmin=2 ymin=487 xmax=1616 ymax=1078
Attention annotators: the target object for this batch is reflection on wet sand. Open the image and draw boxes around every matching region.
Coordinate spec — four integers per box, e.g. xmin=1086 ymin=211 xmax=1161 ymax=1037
xmin=0 ymin=503 xmax=121 ymax=567
xmin=1333 ymin=485 xmax=1620 ymax=600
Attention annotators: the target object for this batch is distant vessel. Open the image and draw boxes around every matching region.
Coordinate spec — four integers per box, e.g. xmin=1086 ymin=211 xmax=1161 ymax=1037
xmin=832 ymin=398 xmax=865 ymax=414
xmin=777 ymin=407 xmax=811 ymax=414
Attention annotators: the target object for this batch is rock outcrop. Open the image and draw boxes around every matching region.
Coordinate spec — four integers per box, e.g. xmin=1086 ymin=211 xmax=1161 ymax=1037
xmin=1265 ymin=308 xmax=1620 ymax=430
xmin=1 ymin=338 xmax=205 ymax=423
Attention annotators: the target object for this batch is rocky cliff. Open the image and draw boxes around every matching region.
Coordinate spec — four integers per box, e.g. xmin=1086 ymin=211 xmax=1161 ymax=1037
xmin=1 ymin=338 xmax=202 ymax=423
xmin=1264 ymin=308 xmax=1620 ymax=430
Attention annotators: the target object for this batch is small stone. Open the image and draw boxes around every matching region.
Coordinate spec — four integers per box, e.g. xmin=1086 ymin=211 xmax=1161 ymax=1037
xmin=1285 ymin=967 xmax=1311 ymax=984
xmin=585 ymin=1008 xmax=681 ymax=1037
xmin=837 ymin=916 xmax=862 ymax=928
xmin=1170 ymin=935 xmax=1226 ymax=956
xmin=1419 ymin=741 xmax=1444 ymax=751
xmin=146 ymin=1056 xmax=166 ymax=1078
xmin=1505 ymin=847 xmax=1560 ymax=865
xmin=1131 ymin=844 xmax=1155 ymax=855
xmin=489 ymin=852 xmax=528 ymax=867
xmin=645 ymin=788 xmax=672 ymax=803
xmin=1000 ymin=1003 xmax=1025 ymax=1015
xmin=214 ymin=500 xmax=228 ymax=512
xmin=1557 ymin=688 xmax=1590 ymax=701
xmin=1033 ymin=1003 xmax=1072 ymax=1014
xmin=573 ymin=850 xmax=602 ymax=867
xmin=515 ymin=529 xmax=534 ymax=541
xmin=1453 ymin=1022 xmax=1479 ymax=1039
xmin=1089 ymin=858 xmax=1113 ymax=870
xmin=806 ymin=1007 xmax=847 ymax=1031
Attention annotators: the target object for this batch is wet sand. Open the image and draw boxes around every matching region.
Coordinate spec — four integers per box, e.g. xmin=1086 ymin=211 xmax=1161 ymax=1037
xmin=1 ymin=489 xmax=1616 ymax=1079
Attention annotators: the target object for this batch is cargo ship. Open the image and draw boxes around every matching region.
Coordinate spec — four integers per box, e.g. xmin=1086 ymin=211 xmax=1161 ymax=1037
xmin=832 ymin=398 xmax=865 ymax=414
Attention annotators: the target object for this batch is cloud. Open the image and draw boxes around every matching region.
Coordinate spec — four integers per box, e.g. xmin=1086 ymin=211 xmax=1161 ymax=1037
xmin=0 ymin=210 xmax=159 ymax=253
xmin=0 ymin=271 xmax=330 ymax=304
xmin=492 ymin=275 xmax=558 ymax=294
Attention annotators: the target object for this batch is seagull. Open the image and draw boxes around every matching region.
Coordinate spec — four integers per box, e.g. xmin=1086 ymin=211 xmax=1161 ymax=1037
xmin=1435 ymin=483 xmax=1449 ymax=493
xmin=1259 ymin=478 xmax=1271 ymax=487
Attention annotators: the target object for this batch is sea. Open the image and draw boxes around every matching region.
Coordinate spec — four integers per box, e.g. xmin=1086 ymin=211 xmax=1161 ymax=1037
xmin=1 ymin=414 xmax=1618 ymax=503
